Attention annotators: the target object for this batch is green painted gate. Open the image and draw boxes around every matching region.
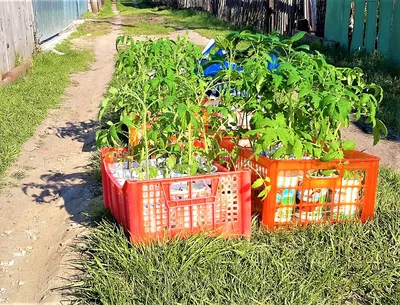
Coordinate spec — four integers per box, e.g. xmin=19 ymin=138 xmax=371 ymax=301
xmin=324 ymin=0 xmax=400 ymax=65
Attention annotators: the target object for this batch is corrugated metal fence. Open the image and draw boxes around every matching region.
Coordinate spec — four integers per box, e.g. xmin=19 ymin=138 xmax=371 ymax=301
xmin=0 ymin=0 xmax=36 ymax=74
xmin=325 ymin=0 xmax=400 ymax=64
xmin=33 ymin=0 xmax=89 ymax=43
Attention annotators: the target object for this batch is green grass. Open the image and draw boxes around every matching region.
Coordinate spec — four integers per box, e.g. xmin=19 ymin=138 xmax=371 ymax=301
xmin=117 ymin=0 xmax=233 ymax=38
xmin=0 ymin=41 xmax=94 ymax=177
xmin=75 ymin=167 xmax=400 ymax=304
xmin=123 ymin=21 xmax=174 ymax=36
xmin=163 ymin=9 xmax=233 ymax=36
xmin=69 ymin=21 xmax=112 ymax=39
xmin=10 ymin=170 xmax=26 ymax=180
xmin=195 ymin=28 xmax=232 ymax=39
xmin=117 ymin=0 xmax=155 ymax=16
xmin=83 ymin=0 xmax=115 ymax=18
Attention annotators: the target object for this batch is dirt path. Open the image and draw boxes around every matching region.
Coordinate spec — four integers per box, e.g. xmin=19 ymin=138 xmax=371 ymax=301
xmin=342 ymin=123 xmax=400 ymax=169
xmin=0 ymin=6 xmax=209 ymax=303
xmin=0 ymin=15 xmax=121 ymax=305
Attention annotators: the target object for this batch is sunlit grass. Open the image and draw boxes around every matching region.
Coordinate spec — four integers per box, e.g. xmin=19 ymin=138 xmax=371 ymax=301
xmin=0 ymin=41 xmax=94 ymax=176
xmin=117 ymin=0 xmax=233 ymax=39
xmin=75 ymin=165 xmax=400 ymax=304
xmin=69 ymin=21 xmax=112 ymax=39
xmin=123 ymin=21 xmax=174 ymax=36
xmin=83 ymin=0 xmax=115 ymax=18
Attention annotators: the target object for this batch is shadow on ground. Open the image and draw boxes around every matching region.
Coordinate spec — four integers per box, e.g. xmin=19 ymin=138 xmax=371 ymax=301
xmin=22 ymin=124 xmax=103 ymax=224
xmin=22 ymin=170 xmax=96 ymax=224
xmin=56 ymin=120 xmax=98 ymax=152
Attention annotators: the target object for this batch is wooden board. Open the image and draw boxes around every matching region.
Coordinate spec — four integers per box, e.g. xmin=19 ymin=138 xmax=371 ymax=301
xmin=364 ymin=0 xmax=379 ymax=52
xmin=339 ymin=0 xmax=352 ymax=48
xmin=0 ymin=0 xmax=35 ymax=74
xmin=378 ymin=0 xmax=395 ymax=55
xmin=351 ymin=0 xmax=366 ymax=51
xmin=324 ymin=0 xmax=344 ymax=42
xmin=389 ymin=0 xmax=400 ymax=64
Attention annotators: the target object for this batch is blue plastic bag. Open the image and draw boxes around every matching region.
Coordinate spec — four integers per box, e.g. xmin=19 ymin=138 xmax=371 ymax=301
xmin=200 ymin=39 xmax=280 ymax=78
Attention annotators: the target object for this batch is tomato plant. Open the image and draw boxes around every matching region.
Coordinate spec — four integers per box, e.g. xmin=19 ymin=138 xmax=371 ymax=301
xmin=96 ymin=36 xmax=227 ymax=179
xmin=208 ymin=31 xmax=387 ymax=162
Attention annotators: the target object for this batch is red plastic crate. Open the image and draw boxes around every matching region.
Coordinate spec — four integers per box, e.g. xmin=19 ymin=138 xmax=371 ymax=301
xmin=101 ymin=148 xmax=252 ymax=243
xmin=218 ymin=139 xmax=380 ymax=229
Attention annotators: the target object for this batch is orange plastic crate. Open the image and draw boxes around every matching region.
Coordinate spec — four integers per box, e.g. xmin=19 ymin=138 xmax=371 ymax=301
xmin=101 ymin=148 xmax=252 ymax=243
xmin=218 ymin=139 xmax=380 ymax=229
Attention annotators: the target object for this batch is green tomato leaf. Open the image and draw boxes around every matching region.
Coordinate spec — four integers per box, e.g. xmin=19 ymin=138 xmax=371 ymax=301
xmin=293 ymin=140 xmax=303 ymax=159
xmin=273 ymin=147 xmax=286 ymax=159
xmin=257 ymin=189 xmax=267 ymax=199
xmin=98 ymin=98 xmax=110 ymax=120
xmin=252 ymin=178 xmax=264 ymax=189
xmin=177 ymin=103 xmax=187 ymax=118
xmin=321 ymin=151 xmax=339 ymax=162
xmin=330 ymin=140 xmax=340 ymax=151
xmin=377 ymin=119 xmax=388 ymax=136
xmin=295 ymin=44 xmax=310 ymax=51
xmin=342 ymin=140 xmax=355 ymax=151
xmin=108 ymin=124 xmax=120 ymax=145
xmin=166 ymin=156 xmax=177 ymax=171
xmin=257 ymin=186 xmax=271 ymax=200
xmin=288 ymin=72 xmax=301 ymax=86
xmin=121 ymin=116 xmax=133 ymax=127
xmin=256 ymin=73 xmax=265 ymax=93
xmin=109 ymin=87 xmax=118 ymax=95
xmin=272 ymin=74 xmax=283 ymax=89
xmin=290 ymin=31 xmax=306 ymax=42
xmin=372 ymin=126 xmax=381 ymax=146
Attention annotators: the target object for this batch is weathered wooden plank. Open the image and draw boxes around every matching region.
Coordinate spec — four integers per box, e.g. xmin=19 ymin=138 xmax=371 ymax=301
xmin=324 ymin=0 xmax=344 ymax=42
xmin=377 ymin=0 xmax=394 ymax=55
xmin=339 ymin=0 xmax=352 ymax=48
xmin=351 ymin=0 xmax=366 ymax=50
xmin=389 ymin=0 xmax=400 ymax=65
xmin=0 ymin=0 xmax=36 ymax=74
xmin=0 ymin=4 xmax=10 ymax=74
xmin=364 ymin=0 xmax=379 ymax=52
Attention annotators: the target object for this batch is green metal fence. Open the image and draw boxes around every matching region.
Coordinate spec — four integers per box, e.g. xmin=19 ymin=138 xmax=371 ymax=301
xmin=324 ymin=0 xmax=400 ymax=64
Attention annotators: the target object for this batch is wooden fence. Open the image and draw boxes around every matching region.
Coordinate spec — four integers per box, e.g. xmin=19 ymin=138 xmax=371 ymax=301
xmin=325 ymin=0 xmax=400 ymax=64
xmin=0 ymin=0 xmax=36 ymax=74
xmin=156 ymin=0 xmax=327 ymax=36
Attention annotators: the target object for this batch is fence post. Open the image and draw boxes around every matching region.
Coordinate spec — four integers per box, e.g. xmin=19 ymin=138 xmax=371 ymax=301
xmin=350 ymin=0 xmax=365 ymax=51
xmin=364 ymin=0 xmax=379 ymax=52
xmin=339 ymin=0 xmax=351 ymax=49
xmin=377 ymin=0 xmax=394 ymax=56
xmin=389 ymin=0 xmax=400 ymax=65
xmin=324 ymin=0 xmax=344 ymax=42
